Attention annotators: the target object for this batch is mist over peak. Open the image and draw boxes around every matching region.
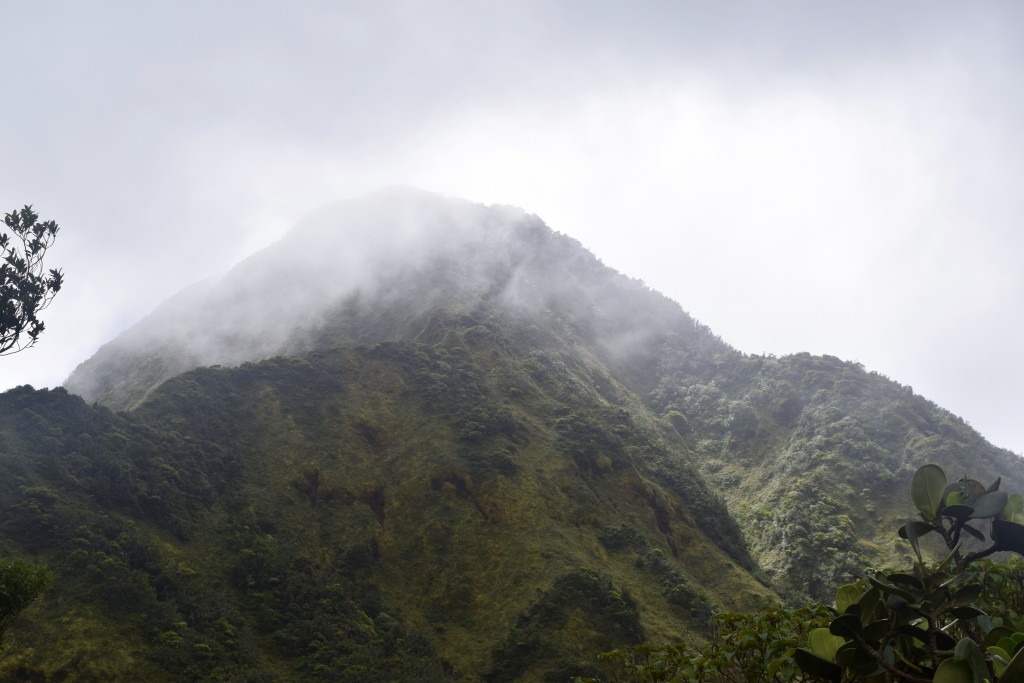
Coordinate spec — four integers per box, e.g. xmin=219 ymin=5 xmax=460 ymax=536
xmin=64 ymin=188 xmax=709 ymax=409
xmin=21 ymin=189 xmax=1024 ymax=680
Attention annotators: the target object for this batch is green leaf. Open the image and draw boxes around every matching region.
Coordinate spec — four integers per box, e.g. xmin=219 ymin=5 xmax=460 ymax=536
xmin=946 ymin=479 xmax=988 ymax=507
xmin=887 ymin=572 xmax=924 ymax=591
xmin=953 ymin=585 xmax=983 ymax=607
xmin=835 ymin=640 xmax=881 ymax=677
xmin=869 ymin=575 xmax=917 ymax=604
xmin=934 ymin=658 xmax=974 ymax=683
xmin=856 ymin=587 xmax=881 ymax=624
xmin=993 ymin=519 xmax=1024 ymax=555
xmin=937 ymin=540 xmax=965 ymax=573
xmin=954 ymin=637 xmax=991 ymax=683
xmin=971 ymin=490 xmax=1009 ymax=519
xmin=985 ymin=628 xmax=1016 ymax=648
xmin=913 ymin=464 xmax=948 ymax=519
xmin=899 ymin=520 xmax=938 ymax=541
xmin=835 ymin=583 xmax=862 ymax=614
xmin=904 ymin=519 xmax=924 ymax=563
xmin=885 ymin=592 xmax=908 ymax=610
xmin=863 ymin=619 xmax=890 ymax=642
xmin=829 ymin=614 xmax=863 ymax=639
xmin=937 ymin=630 xmax=960 ymax=651
xmin=808 ymin=627 xmax=845 ymax=661
xmin=1000 ymin=493 xmax=1024 ymax=523
xmin=996 ymin=634 xmax=1024 ymax=656
xmin=988 ymin=645 xmax=1011 ymax=677
xmin=1000 ymin=646 xmax=1024 ymax=680
xmin=951 ymin=606 xmax=987 ymax=620
xmin=794 ymin=648 xmax=842 ymax=682
xmin=894 ymin=623 xmax=957 ymax=650
xmin=967 ymin=478 xmax=988 ymax=499
xmin=944 ymin=504 xmax=975 ymax=525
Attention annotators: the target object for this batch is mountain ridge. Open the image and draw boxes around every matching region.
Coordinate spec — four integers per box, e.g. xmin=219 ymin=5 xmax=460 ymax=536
xmin=65 ymin=187 xmax=725 ymax=410
xmin=62 ymin=186 xmax=1024 ymax=599
xmin=2 ymin=187 xmax=1020 ymax=680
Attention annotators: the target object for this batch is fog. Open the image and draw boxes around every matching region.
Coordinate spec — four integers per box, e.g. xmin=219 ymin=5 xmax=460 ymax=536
xmin=63 ymin=188 xmax=550 ymax=403
xmin=3 ymin=2 xmax=1024 ymax=452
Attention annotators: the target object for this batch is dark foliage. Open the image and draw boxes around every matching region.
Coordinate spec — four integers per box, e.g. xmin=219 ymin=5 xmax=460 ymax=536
xmin=0 ymin=206 xmax=63 ymax=356
xmin=488 ymin=568 xmax=645 ymax=682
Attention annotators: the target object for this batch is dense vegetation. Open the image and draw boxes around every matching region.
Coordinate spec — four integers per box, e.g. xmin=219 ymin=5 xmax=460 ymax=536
xmin=7 ymin=190 xmax=1023 ymax=680
xmin=0 ymin=205 xmax=63 ymax=356
xmin=64 ymin=190 xmax=1024 ymax=601
xmin=0 ymin=320 xmax=768 ymax=680
xmin=0 ymin=202 xmax=62 ymax=657
xmin=583 ymin=465 xmax=1024 ymax=682
xmin=647 ymin=350 xmax=1024 ymax=599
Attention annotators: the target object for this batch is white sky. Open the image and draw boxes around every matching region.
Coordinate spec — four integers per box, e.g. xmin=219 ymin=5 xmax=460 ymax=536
xmin=2 ymin=1 xmax=1024 ymax=453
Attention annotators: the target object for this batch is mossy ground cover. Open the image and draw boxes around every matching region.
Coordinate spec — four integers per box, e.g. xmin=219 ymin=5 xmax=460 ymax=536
xmin=0 ymin=317 xmax=775 ymax=681
xmin=648 ymin=349 xmax=1024 ymax=599
xmin=6 ymin=304 xmax=1021 ymax=680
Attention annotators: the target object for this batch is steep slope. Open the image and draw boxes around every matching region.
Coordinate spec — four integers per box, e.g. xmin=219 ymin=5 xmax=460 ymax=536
xmin=66 ymin=186 xmax=722 ymax=411
xmin=26 ymin=185 xmax=1024 ymax=677
xmin=64 ymin=188 xmax=1024 ymax=594
xmin=1 ymin=319 xmax=770 ymax=680
xmin=644 ymin=349 xmax=1024 ymax=598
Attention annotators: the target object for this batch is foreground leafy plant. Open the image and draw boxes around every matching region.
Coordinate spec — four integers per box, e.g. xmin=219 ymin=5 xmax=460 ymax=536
xmin=586 ymin=602 xmax=833 ymax=682
xmin=584 ymin=464 xmax=1024 ymax=683
xmin=795 ymin=464 xmax=1024 ymax=682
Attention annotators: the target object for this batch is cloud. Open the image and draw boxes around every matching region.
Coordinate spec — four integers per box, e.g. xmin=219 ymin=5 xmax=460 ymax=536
xmin=2 ymin=1 xmax=1024 ymax=453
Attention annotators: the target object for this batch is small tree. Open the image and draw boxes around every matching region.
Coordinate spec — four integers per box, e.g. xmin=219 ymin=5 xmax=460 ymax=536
xmin=795 ymin=465 xmax=1024 ymax=681
xmin=0 ymin=204 xmax=61 ymax=653
xmin=0 ymin=205 xmax=63 ymax=355
xmin=584 ymin=465 xmax=1024 ymax=682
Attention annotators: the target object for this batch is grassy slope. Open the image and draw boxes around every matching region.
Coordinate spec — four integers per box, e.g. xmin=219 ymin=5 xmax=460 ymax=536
xmin=0 ymin=315 xmax=773 ymax=681
xmin=41 ymin=190 xmax=1024 ymax=674
xmin=645 ymin=349 xmax=1024 ymax=598
xmin=7 ymin=303 xmax=1024 ymax=679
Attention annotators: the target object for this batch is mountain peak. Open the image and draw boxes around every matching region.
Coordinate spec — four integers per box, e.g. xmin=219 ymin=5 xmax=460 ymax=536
xmin=64 ymin=189 xmax=705 ymax=410
xmin=12 ymin=190 xmax=1024 ymax=681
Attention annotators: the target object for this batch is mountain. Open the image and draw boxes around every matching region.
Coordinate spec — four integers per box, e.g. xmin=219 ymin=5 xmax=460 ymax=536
xmin=3 ymin=187 xmax=1022 ymax=681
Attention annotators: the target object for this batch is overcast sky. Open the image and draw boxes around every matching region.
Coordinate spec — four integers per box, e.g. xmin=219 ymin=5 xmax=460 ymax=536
xmin=3 ymin=1 xmax=1024 ymax=453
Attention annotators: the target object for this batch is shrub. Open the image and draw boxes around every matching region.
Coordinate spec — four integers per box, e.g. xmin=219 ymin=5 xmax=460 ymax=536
xmin=583 ymin=464 xmax=1024 ymax=682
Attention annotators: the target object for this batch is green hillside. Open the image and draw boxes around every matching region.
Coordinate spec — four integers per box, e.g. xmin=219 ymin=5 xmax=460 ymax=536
xmin=1 ymin=318 xmax=769 ymax=680
xmin=4 ymin=189 xmax=1023 ymax=680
